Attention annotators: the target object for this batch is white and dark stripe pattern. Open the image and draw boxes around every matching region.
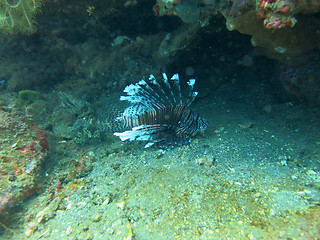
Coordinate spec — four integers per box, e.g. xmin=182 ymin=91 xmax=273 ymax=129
xmin=114 ymin=73 xmax=208 ymax=148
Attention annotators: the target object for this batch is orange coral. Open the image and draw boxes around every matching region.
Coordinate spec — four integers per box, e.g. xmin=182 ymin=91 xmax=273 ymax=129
xmin=226 ymin=10 xmax=320 ymax=63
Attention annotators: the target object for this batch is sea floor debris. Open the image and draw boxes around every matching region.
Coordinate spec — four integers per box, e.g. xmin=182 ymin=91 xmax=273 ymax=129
xmin=1 ymin=80 xmax=320 ymax=239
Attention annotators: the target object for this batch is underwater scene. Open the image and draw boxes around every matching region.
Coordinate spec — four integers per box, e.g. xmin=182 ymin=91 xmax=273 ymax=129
xmin=0 ymin=0 xmax=320 ymax=239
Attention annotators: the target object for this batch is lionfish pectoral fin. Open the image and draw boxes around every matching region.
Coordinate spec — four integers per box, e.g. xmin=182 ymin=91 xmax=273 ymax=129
xmin=144 ymin=142 xmax=156 ymax=148
xmin=113 ymin=125 xmax=166 ymax=143
xmin=113 ymin=128 xmax=152 ymax=142
xmin=113 ymin=131 xmax=133 ymax=141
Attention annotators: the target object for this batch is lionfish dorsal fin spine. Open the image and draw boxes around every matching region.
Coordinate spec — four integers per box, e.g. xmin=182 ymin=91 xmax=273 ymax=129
xmin=139 ymin=81 xmax=167 ymax=111
xmin=161 ymin=73 xmax=175 ymax=107
xmin=137 ymin=80 xmax=160 ymax=105
xmin=170 ymin=73 xmax=183 ymax=105
xmin=162 ymin=73 xmax=168 ymax=80
xmin=147 ymin=75 xmax=167 ymax=104
xmin=148 ymin=75 xmax=174 ymax=108
xmin=165 ymin=73 xmax=177 ymax=104
xmin=148 ymin=74 xmax=157 ymax=84
xmin=185 ymin=91 xmax=198 ymax=107
xmin=185 ymin=78 xmax=197 ymax=106
xmin=131 ymin=79 xmax=165 ymax=111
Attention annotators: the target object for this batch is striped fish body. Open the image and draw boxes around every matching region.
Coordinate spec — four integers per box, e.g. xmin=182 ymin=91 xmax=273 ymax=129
xmin=114 ymin=73 xmax=208 ymax=148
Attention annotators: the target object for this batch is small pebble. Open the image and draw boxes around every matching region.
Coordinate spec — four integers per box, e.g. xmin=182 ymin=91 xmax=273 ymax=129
xmin=82 ymin=224 xmax=90 ymax=231
xmin=117 ymin=201 xmax=125 ymax=210
xmin=103 ymin=197 xmax=110 ymax=205
xmin=91 ymin=213 xmax=102 ymax=222
xmin=66 ymin=225 xmax=72 ymax=235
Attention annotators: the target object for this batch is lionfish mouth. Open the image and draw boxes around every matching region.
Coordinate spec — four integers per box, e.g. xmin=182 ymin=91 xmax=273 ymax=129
xmin=114 ymin=73 xmax=209 ymax=148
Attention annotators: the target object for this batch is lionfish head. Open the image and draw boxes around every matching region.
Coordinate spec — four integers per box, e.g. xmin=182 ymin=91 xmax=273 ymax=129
xmin=196 ymin=115 xmax=209 ymax=135
xmin=176 ymin=109 xmax=209 ymax=138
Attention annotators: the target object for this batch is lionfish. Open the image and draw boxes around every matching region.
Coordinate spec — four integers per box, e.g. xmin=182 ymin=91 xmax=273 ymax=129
xmin=114 ymin=73 xmax=208 ymax=148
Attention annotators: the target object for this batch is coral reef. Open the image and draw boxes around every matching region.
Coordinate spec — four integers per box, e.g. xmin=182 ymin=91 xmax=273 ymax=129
xmin=226 ymin=11 xmax=320 ymax=63
xmin=0 ymin=109 xmax=48 ymax=214
xmin=154 ymin=0 xmax=320 ymax=63
xmin=0 ymin=0 xmax=43 ymax=34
